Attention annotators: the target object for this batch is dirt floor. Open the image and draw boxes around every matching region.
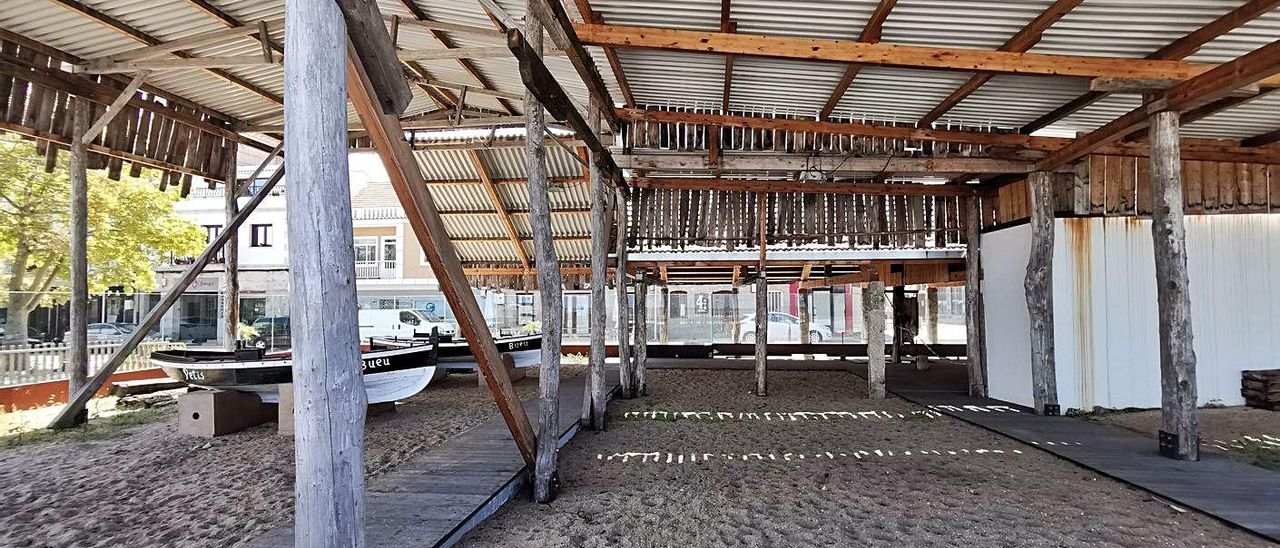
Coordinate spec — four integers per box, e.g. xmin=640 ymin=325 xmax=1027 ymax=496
xmin=0 ymin=365 xmax=580 ymax=548
xmin=1090 ymin=406 xmax=1280 ymax=472
xmin=459 ymin=369 xmax=1273 ymax=548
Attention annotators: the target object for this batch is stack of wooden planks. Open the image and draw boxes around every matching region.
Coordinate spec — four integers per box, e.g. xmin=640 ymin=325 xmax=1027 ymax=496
xmin=1242 ymin=369 xmax=1280 ymax=410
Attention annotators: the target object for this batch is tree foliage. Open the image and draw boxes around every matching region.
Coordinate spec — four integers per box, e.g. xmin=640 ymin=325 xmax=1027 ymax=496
xmin=1 ymin=136 xmax=205 ymax=341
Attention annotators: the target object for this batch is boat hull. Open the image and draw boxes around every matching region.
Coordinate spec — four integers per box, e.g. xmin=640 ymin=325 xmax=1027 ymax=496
xmin=384 ymin=334 xmax=543 ymax=371
xmin=152 ymin=344 xmax=438 ymax=404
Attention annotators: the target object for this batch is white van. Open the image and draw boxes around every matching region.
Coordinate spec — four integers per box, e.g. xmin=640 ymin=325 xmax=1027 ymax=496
xmin=358 ymin=309 xmax=457 ymax=341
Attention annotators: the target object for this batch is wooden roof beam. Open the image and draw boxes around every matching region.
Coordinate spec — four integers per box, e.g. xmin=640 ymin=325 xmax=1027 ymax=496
xmin=917 ymin=0 xmax=1083 ymax=126
xmin=45 ymin=0 xmax=282 ymax=106
xmin=1021 ymin=0 xmax=1280 ymax=134
xmin=575 ymin=23 xmax=1280 ymax=87
xmin=1035 ymin=38 xmax=1280 ymax=172
xmin=467 ymin=149 xmax=531 ymax=268
xmin=528 ymin=0 xmax=621 ymax=130
xmin=396 ymin=0 xmax=519 ymax=115
xmin=572 ymin=0 xmax=634 ymax=107
xmin=819 ymin=0 xmax=896 ymax=120
xmin=719 ymin=0 xmax=735 ymax=114
xmin=1243 ymin=127 xmax=1280 ymax=147
xmin=631 ymin=176 xmax=985 ymax=197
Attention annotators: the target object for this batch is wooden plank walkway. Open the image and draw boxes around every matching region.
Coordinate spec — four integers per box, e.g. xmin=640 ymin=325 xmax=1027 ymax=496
xmin=248 ymin=371 xmax=619 ymax=548
xmin=892 ymin=389 xmax=1280 ymax=543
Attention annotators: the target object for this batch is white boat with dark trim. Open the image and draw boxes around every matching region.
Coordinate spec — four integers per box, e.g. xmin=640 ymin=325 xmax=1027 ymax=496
xmin=150 ymin=339 xmax=439 ymax=404
xmin=376 ymin=333 xmax=541 ymax=371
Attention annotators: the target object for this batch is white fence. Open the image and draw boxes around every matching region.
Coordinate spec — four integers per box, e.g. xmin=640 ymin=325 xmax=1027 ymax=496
xmin=0 ymin=341 xmax=187 ymax=387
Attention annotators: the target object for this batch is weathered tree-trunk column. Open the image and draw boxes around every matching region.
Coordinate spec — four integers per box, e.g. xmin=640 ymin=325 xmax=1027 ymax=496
xmin=524 ymin=12 xmax=562 ymax=503
xmin=964 ymin=198 xmax=987 ymax=397
xmin=754 ymin=275 xmax=767 ymax=396
xmin=66 ymin=98 xmax=90 ymax=426
xmin=798 ymin=289 xmax=811 ymax=344
xmin=615 ymin=188 xmax=632 ymax=398
xmin=924 ymin=287 xmax=939 ymax=344
xmin=1149 ymin=110 xmax=1199 ymax=460
xmin=221 ymin=177 xmax=240 ymax=350
xmin=1026 ymin=171 xmax=1059 ymax=415
xmin=890 ymin=285 xmax=904 ymax=364
xmin=584 ymin=99 xmax=608 ymax=431
xmin=285 ymin=3 xmax=366 ymax=544
xmin=634 ymin=271 xmax=648 ymax=396
xmin=658 ymin=285 xmax=669 ymax=343
xmin=864 ymin=281 xmax=886 ymax=399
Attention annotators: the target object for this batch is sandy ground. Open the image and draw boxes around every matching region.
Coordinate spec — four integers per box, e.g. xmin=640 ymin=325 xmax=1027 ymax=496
xmin=1091 ymin=406 xmax=1280 ymax=470
xmin=0 ymin=365 xmax=581 ymax=548
xmin=460 ymin=369 xmax=1271 ymax=548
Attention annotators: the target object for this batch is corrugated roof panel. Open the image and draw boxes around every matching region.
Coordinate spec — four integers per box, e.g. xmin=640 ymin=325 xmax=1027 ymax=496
xmin=1185 ymin=93 xmax=1280 ymax=140
xmin=442 ymin=214 xmax=510 ymax=239
xmin=455 ymin=240 xmax=520 ymax=263
xmin=590 ymin=0 xmax=721 ymax=30
xmin=1188 ymin=9 xmax=1280 ymax=64
xmin=612 ymin=49 xmax=725 ymax=109
xmin=732 ymin=0 xmax=881 ymax=39
xmin=1032 ymin=1 xmax=1238 ymax=58
xmin=414 ymin=149 xmax=482 ymax=180
xmin=495 ymin=181 xmax=591 ymax=211
xmin=1052 ymin=94 xmax=1143 ymax=134
xmin=832 ymin=66 xmax=974 ymax=122
xmin=945 ymin=74 xmax=1091 ymax=129
xmin=477 ymin=146 xmax=585 ymax=180
xmin=882 ymin=0 xmax=1058 ymax=50
xmin=511 ymin=211 xmax=592 ymax=236
xmin=728 ymin=57 xmax=846 ymax=117
xmin=424 ymin=183 xmax=493 ymax=211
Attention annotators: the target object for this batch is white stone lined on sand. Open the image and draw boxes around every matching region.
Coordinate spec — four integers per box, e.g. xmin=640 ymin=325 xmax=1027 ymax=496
xmin=596 ymin=447 xmax=1025 ymax=464
xmin=621 ymin=409 xmax=944 ymax=421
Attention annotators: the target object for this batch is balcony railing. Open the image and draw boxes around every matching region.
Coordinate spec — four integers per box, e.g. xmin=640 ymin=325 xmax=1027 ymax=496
xmin=355 ymin=260 xmax=399 ymax=279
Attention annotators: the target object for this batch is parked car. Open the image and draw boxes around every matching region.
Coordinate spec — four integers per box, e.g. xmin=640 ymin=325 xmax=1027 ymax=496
xmin=63 ymin=322 xmax=131 ymax=343
xmin=358 ymin=308 xmax=456 ymax=341
xmin=739 ymin=312 xmax=833 ymax=343
xmin=248 ymin=316 xmax=291 ymax=350
xmin=178 ymin=317 xmax=217 ymax=344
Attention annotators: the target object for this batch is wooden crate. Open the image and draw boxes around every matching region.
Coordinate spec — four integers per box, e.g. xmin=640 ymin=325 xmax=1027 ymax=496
xmin=1241 ymin=369 xmax=1280 ymax=410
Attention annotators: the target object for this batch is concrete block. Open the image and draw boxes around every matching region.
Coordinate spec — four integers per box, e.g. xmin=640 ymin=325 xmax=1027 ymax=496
xmin=178 ymin=390 xmax=274 ymax=438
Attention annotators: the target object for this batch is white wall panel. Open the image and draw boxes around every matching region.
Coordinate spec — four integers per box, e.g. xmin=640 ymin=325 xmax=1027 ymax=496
xmin=981 ymin=224 xmax=1033 ymax=407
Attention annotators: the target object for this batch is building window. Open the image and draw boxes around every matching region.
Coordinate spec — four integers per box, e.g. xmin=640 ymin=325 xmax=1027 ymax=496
xmin=203 ymin=225 xmax=224 ymax=263
xmin=669 ymin=291 xmax=689 ymax=319
xmin=250 ymin=224 xmax=272 ymax=247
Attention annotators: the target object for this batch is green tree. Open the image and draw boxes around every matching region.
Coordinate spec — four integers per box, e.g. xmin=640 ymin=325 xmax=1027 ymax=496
xmin=0 ymin=136 xmax=206 ymax=344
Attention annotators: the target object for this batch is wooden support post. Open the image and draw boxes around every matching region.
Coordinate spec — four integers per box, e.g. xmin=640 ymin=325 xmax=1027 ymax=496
xmin=891 ymin=285 xmax=904 ymax=364
xmin=864 ymin=281 xmax=886 ymax=399
xmin=66 ymin=98 xmax=89 ymax=427
xmin=287 ymin=4 xmax=366 ymax=544
xmin=658 ymin=284 xmax=669 ymax=343
xmin=634 ymin=271 xmax=648 ymax=396
xmin=221 ymin=176 xmax=239 ymax=350
xmin=615 ymin=187 xmax=632 ymax=398
xmin=731 ymin=288 xmax=741 ymax=343
xmin=799 ymin=289 xmax=811 ymax=344
xmin=1150 ymin=110 xmax=1199 ymax=460
xmin=1026 ymin=171 xmax=1059 ymax=415
xmin=347 ymin=46 xmax=537 ymax=466
xmin=584 ymin=99 xmax=607 ymax=431
xmin=964 ymin=197 xmax=987 ymax=397
xmin=925 ymin=286 xmax=939 ymax=344
xmin=524 ymin=11 xmax=562 ymax=504
xmin=754 ymin=275 xmax=768 ymax=396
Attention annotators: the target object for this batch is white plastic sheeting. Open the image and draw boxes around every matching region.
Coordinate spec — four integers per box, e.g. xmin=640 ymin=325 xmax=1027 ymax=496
xmin=983 ymin=214 xmax=1280 ymax=411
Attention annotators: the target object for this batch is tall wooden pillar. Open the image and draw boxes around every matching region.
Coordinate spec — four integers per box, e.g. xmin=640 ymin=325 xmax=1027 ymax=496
xmin=615 ymin=187 xmax=632 ymax=398
xmin=864 ymin=281 xmax=886 ymax=399
xmin=658 ymin=285 xmax=669 ymax=343
xmin=754 ymin=275 xmax=768 ymax=396
xmin=285 ymin=3 xmax=366 ymax=543
xmin=1026 ymin=171 xmax=1059 ymax=415
xmin=964 ymin=198 xmax=987 ymax=397
xmin=924 ymin=286 xmax=939 ymax=343
xmin=222 ymin=177 xmax=240 ymax=350
xmin=798 ymin=289 xmax=811 ymax=344
xmin=66 ymin=98 xmax=90 ymax=426
xmin=890 ymin=285 xmax=904 ymax=364
xmin=524 ymin=10 xmax=562 ymax=503
xmin=584 ymin=99 xmax=608 ymax=431
xmin=634 ymin=271 xmax=648 ymax=396
xmin=1150 ymin=110 xmax=1199 ymax=460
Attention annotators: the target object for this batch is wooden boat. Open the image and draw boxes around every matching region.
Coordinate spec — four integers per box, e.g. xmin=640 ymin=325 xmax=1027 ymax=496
xmin=150 ymin=338 xmax=439 ymax=404
xmin=376 ymin=333 xmax=542 ymax=371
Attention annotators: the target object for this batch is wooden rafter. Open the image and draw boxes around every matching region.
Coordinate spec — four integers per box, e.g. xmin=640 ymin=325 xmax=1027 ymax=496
xmin=631 ymin=176 xmax=984 ymax=197
xmin=1020 ymin=0 xmax=1280 ymax=134
xmin=396 ymin=0 xmax=518 ymax=115
xmin=527 ymin=0 xmax=620 ymax=130
xmin=1035 ymin=39 xmax=1280 ymax=172
xmin=719 ymin=0 xmax=735 ymax=113
xmin=576 ymin=23 xmax=1280 ymax=87
xmin=917 ymin=0 xmax=1083 ymax=126
xmin=571 ymin=0 xmax=633 ymax=107
xmin=818 ymin=0 xmax=896 ymax=121
xmin=44 ymin=0 xmax=282 ymax=106
xmin=467 ymin=149 xmax=531 ymax=268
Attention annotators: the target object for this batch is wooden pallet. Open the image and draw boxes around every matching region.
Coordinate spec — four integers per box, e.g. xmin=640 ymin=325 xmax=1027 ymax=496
xmin=1242 ymin=369 xmax=1280 ymax=410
